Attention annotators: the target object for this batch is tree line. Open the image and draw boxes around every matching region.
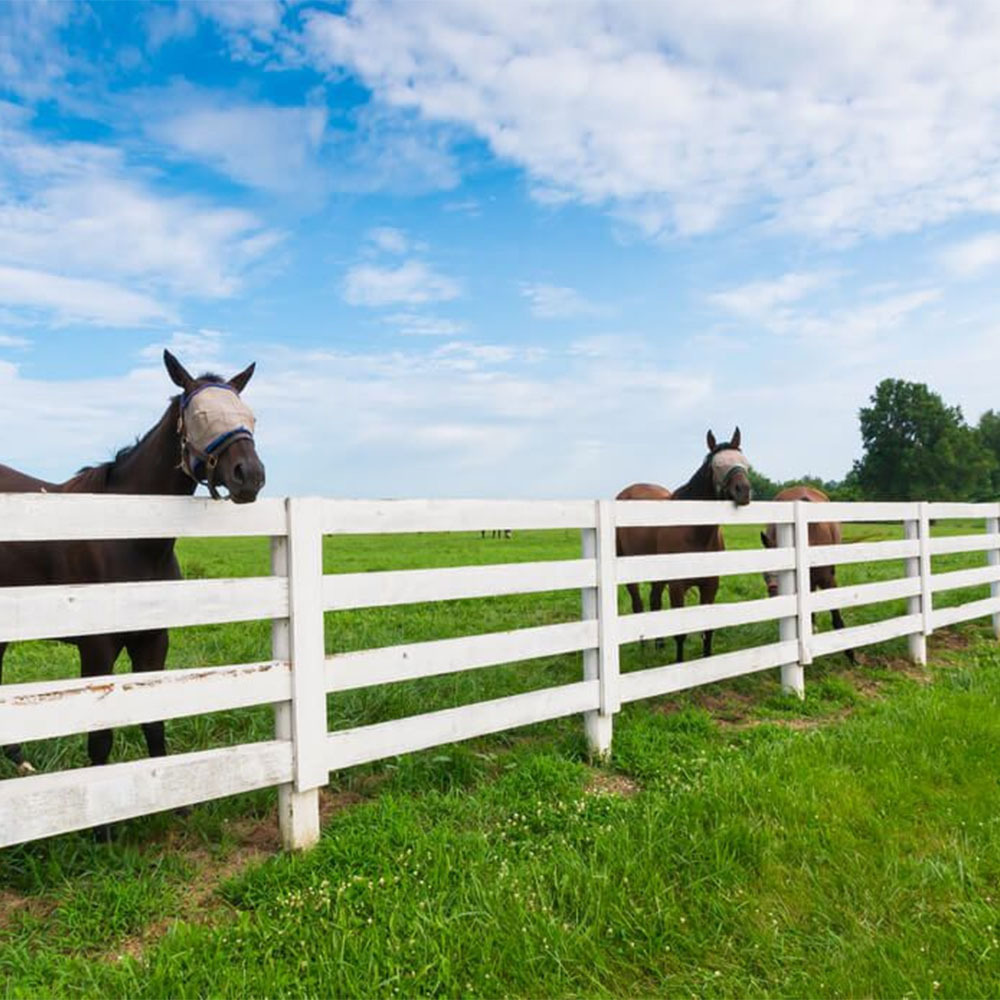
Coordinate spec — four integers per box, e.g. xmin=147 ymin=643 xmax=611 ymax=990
xmin=750 ymin=379 xmax=1000 ymax=502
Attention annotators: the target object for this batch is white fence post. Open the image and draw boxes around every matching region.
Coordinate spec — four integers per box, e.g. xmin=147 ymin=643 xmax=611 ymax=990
xmin=282 ymin=497 xmax=328 ymax=849
xmin=904 ymin=507 xmax=927 ymax=665
xmin=794 ymin=500 xmax=813 ymax=671
xmin=777 ymin=519 xmax=804 ymax=698
xmin=272 ymin=533 xmax=320 ymax=851
xmin=919 ymin=501 xmax=933 ymax=644
xmin=580 ymin=500 xmax=619 ymax=758
xmin=988 ymin=502 xmax=1000 ymax=641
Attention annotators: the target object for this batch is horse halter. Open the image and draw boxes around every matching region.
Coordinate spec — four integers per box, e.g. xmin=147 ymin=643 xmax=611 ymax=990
xmin=709 ymin=448 xmax=749 ymax=497
xmin=177 ymin=384 xmax=256 ymax=500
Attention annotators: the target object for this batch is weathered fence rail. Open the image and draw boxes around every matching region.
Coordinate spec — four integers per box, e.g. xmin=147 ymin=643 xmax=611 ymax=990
xmin=1 ymin=495 xmax=999 ymax=850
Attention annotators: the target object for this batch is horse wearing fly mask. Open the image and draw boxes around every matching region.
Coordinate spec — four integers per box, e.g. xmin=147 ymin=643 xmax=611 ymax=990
xmin=616 ymin=428 xmax=752 ymax=662
xmin=0 ymin=350 xmax=265 ymax=791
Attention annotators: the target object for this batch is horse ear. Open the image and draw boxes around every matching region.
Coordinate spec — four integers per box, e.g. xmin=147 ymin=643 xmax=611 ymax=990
xmin=706 ymin=430 xmax=717 ymax=451
xmin=731 ymin=426 xmax=741 ymax=449
xmin=164 ymin=350 xmax=194 ymax=392
xmin=229 ymin=362 xmax=255 ymax=394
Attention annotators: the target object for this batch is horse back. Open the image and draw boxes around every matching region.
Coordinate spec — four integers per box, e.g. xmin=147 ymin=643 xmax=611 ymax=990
xmin=615 ymin=483 xmax=672 ymax=557
xmin=0 ymin=463 xmax=180 ymax=593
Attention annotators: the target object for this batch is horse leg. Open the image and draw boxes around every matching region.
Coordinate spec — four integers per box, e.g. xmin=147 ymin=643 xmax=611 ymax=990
xmin=669 ymin=583 xmax=686 ymax=662
xmin=649 ymin=581 xmax=666 ymax=650
xmin=125 ymin=630 xmax=169 ymax=759
xmin=78 ymin=637 xmax=123 ymax=842
xmin=625 ymin=583 xmax=643 ymax=615
xmin=79 ymin=637 xmax=122 ymax=768
xmin=0 ymin=643 xmax=35 ymax=775
xmin=828 ymin=582 xmax=855 ymax=664
xmin=699 ymin=578 xmax=720 ymax=658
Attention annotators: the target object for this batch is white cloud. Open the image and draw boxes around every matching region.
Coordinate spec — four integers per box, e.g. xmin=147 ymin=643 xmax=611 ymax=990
xmin=343 ymin=259 xmax=461 ymax=306
xmin=245 ymin=339 xmax=712 ymax=496
xmin=0 ymin=121 xmax=283 ymax=319
xmin=0 ymin=266 xmax=174 ymax=327
xmin=521 ymin=282 xmax=607 ymax=319
xmin=139 ymin=329 xmax=230 ymax=370
xmin=367 ymin=227 xmax=410 ymax=255
xmin=0 ymin=2 xmax=72 ymax=101
xmin=793 ymin=289 xmax=942 ymax=348
xmin=386 ymin=312 xmax=467 ymax=337
xmin=0 ymin=333 xmax=31 ymax=348
xmin=300 ymin=0 xmax=1000 ymax=240
xmin=327 ymin=103 xmax=461 ymax=195
xmin=710 ymin=271 xmax=940 ymax=352
xmin=710 ymin=272 xmax=836 ymax=321
xmin=940 ymin=232 xmax=1000 ymax=278
xmin=147 ymin=96 xmax=328 ymax=195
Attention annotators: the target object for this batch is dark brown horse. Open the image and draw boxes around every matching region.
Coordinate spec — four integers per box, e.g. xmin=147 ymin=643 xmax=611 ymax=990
xmin=0 ymin=351 xmax=265 ymax=780
xmin=616 ymin=428 xmax=752 ymax=662
xmin=759 ymin=485 xmax=854 ymax=662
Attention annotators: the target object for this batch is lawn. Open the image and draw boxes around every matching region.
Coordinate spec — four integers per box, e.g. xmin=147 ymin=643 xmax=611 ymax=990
xmin=1 ymin=519 xmax=999 ymax=996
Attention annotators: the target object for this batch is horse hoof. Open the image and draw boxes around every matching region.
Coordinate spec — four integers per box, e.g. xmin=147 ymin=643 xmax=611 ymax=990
xmin=174 ymin=805 xmax=193 ymax=819
xmin=16 ymin=760 xmax=37 ymax=776
xmin=91 ymin=823 xmax=114 ymax=844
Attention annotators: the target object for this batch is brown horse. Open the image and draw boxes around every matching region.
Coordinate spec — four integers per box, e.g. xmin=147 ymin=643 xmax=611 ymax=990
xmin=759 ymin=485 xmax=854 ymax=662
xmin=616 ymin=428 xmax=752 ymax=662
xmin=0 ymin=351 xmax=265 ymax=783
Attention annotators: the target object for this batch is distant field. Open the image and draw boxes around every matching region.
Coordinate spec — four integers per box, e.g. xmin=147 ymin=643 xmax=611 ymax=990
xmin=2 ymin=519 xmax=999 ymax=996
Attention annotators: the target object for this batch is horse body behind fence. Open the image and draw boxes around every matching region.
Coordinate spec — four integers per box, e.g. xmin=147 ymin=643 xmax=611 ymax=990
xmin=0 ymin=351 xmax=265 ymax=791
xmin=760 ymin=485 xmax=854 ymax=662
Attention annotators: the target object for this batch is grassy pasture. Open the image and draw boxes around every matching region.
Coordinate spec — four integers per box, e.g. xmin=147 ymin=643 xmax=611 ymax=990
xmin=1 ymin=518 xmax=999 ymax=996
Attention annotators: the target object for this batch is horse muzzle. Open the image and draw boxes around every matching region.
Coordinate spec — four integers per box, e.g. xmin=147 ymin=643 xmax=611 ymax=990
xmin=225 ymin=459 xmax=265 ymax=504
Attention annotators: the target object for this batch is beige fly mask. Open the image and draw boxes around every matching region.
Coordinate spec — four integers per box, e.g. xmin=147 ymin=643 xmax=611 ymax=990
xmin=710 ymin=448 xmax=749 ymax=497
xmin=178 ymin=384 xmax=256 ymax=496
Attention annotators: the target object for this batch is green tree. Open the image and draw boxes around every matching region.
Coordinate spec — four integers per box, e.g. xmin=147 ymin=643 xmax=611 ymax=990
xmin=853 ymin=379 xmax=996 ymax=501
xmin=978 ymin=409 xmax=1000 ymax=494
xmin=747 ymin=466 xmax=780 ymax=500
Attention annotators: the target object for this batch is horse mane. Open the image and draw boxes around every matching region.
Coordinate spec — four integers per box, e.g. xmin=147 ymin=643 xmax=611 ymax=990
xmin=73 ymin=372 xmax=226 ymax=480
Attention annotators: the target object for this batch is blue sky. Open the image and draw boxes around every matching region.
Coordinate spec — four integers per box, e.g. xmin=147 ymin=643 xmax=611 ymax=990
xmin=2 ymin=0 xmax=1000 ymax=498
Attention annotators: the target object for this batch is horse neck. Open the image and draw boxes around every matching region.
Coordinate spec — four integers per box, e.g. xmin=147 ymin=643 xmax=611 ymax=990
xmin=98 ymin=399 xmax=195 ymax=497
xmin=671 ymin=463 xmax=719 ymax=546
xmin=672 ymin=462 xmax=714 ymax=501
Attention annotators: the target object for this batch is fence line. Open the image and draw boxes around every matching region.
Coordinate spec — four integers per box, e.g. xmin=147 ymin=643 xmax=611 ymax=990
xmin=2 ymin=494 xmax=999 ymax=851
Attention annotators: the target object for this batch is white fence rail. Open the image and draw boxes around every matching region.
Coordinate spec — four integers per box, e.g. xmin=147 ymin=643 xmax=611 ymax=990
xmin=2 ymin=495 xmax=999 ymax=850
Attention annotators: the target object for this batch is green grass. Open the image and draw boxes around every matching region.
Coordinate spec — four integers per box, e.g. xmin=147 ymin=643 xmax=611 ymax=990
xmin=2 ymin=520 xmax=1000 ymax=996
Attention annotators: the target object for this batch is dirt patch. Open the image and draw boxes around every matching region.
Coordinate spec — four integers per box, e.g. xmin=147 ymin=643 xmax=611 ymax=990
xmin=654 ymin=689 xmax=759 ymax=725
xmin=107 ymin=784 xmax=374 ymax=964
xmin=694 ymin=689 xmax=757 ymax=723
xmin=861 ymin=653 xmax=933 ymax=684
xmin=930 ymin=629 xmax=972 ymax=653
xmin=586 ymin=771 xmax=640 ymax=797
xmin=0 ymin=888 xmax=55 ymax=932
xmin=720 ymin=708 xmax=853 ymax=733
xmin=319 ymin=787 xmax=366 ymax=825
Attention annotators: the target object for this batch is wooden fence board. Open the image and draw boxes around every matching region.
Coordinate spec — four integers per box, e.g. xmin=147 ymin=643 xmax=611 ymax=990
xmin=0 ymin=661 xmax=290 ymax=744
xmin=326 ymin=681 xmax=599 ymax=771
xmin=0 ymin=741 xmax=293 ymax=849
xmin=325 ymin=621 xmax=597 ymax=691
xmin=0 ymin=493 xmax=286 ymax=541
xmin=0 ymin=577 xmax=287 ymax=643
xmin=620 ymin=640 xmax=799 ymax=703
xmin=322 ymin=559 xmax=595 ymax=610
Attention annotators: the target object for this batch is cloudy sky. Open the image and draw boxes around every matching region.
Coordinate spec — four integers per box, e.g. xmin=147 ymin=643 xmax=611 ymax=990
xmin=2 ymin=0 xmax=1000 ymax=498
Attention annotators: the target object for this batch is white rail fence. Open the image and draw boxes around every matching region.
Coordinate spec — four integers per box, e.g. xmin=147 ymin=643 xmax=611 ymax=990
xmin=1 ymin=495 xmax=999 ymax=851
